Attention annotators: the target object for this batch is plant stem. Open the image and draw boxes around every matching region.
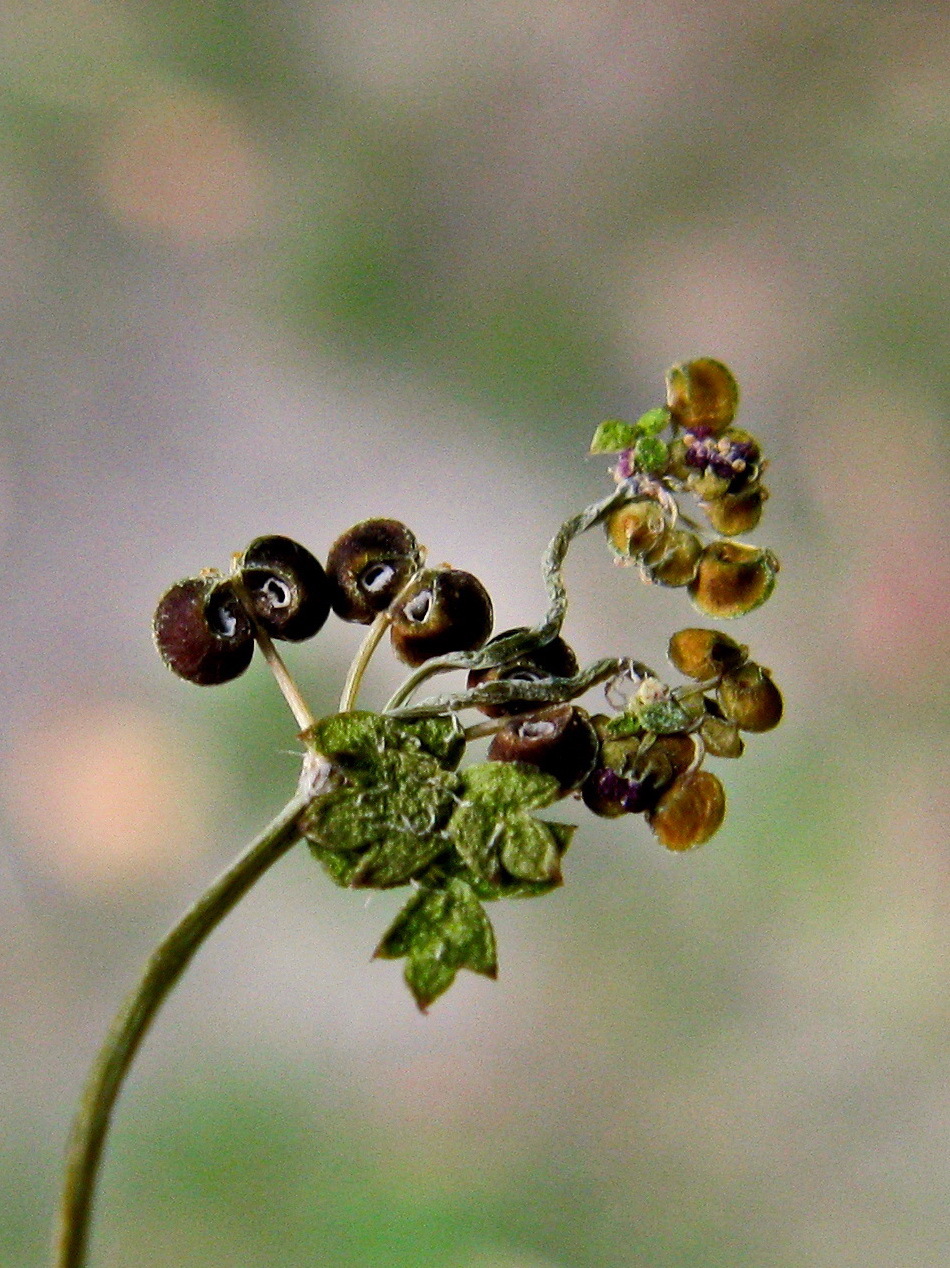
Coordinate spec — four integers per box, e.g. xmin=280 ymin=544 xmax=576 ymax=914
xmin=54 ymin=790 xmax=313 ymax=1268
xmin=253 ymin=628 xmax=316 ymax=732
xmin=338 ymin=607 xmax=393 ymax=712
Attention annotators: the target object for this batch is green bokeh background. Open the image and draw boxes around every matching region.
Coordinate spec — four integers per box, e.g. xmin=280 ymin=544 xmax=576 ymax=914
xmin=1 ymin=4 xmax=947 ymax=1267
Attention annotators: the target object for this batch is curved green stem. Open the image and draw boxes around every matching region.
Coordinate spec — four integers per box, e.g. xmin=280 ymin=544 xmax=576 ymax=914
xmin=54 ymin=790 xmax=313 ymax=1268
xmin=385 ymin=484 xmax=633 ymax=713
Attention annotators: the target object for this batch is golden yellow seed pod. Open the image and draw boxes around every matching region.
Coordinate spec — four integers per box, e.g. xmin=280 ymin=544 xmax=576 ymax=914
xmin=702 ymin=485 xmax=767 ymax=537
xmin=641 ymin=527 xmax=703 ymax=587
xmin=666 ymin=358 xmax=739 ymax=436
xmin=647 ymin=769 xmax=726 ymax=851
xmin=688 ymin=541 xmax=778 ymax=619
xmin=667 ymin=627 xmax=748 ymax=680
xmin=716 ymin=662 xmax=784 ymax=732
xmin=605 ymin=499 xmax=667 ymax=559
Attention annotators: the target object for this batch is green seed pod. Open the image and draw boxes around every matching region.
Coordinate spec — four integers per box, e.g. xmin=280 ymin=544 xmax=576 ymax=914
xmin=667 ymin=628 xmax=748 ymax=681
xmin=702 ymin=485 xmax=767 ymax=537
xmin=153 ymin=575 xmax=255 ymax=686
xmin=488 ymin=704 xmax=599 ymax=794
xmin=466 ymin=627 xmax=578 ymax=717
xmin=686 ymin=468 xmax=732 ymax=501
xmin=390 ymin=567 xmax=493 ymax=666
xmin=716 ymin=662 xmax=783 ymax=732
xmin=688 ymin=541 xmax=778 ymax=619
xmin=605 ymin=499 xmax=667 ymax=559
xmin=641 ymin=527 xmax=703 ymax=587
xmin=647 ymin=768 xmax=726 ymax=851
xmin=666 ymin=358 xmax=739 ymax=437
xmin=699 ymin=708 xmax=745 ymax=758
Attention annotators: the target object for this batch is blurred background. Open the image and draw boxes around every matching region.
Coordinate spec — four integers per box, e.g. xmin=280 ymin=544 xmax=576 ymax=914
xmin=1 ymin=2 xmax=948 ymax=1265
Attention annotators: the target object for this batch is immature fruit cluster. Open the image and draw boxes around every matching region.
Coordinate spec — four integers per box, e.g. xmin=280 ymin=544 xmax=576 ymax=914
xmin=154 ymin=536 xmax=332 ymax=685
xmin=593 ymin=358 xmax=778 ymax=617
xmin=574 ymin=627 xmax=782 ymax=850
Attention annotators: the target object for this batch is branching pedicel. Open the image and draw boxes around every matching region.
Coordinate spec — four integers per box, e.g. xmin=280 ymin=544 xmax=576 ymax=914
xmin=56 ymin=358 xmax=782 ymax=1267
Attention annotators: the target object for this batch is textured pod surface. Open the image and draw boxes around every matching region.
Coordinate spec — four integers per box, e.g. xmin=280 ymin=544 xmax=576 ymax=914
xmin=699 ymin=709 xmax=745 ymax=758
xmin=702 ymin=486 xmax=766 ymax=536
xmin=688 ymin=541 xmax=778 ymax=618
xmin=467 ymin=627 xmax=579 ymax=717
xmin=153 ymin=575 xmax=254 ymax=685
xmin=667 ymin=627 xmax=748 ymax=681
xmin=238 ymin=535 xmax=331 ymax=641
xmin=488 ymin=704 xmax=599 ymax=794
xmin=666 ymin=357 xmax=739 ymax=436
xmin=326 ymin=518 xmax=422 ymax=623
xmin=604 ymin=499 xmax=667 ymax=559
xmin=390 ymin=567 xmax=493 ymax=666
xmin=641 ymin=527 xmax=702 ymax=587
xmin=647 ymin=768 xmax=726 ymax=851
xmin=717 ymin=662 xmax=784 ymax=732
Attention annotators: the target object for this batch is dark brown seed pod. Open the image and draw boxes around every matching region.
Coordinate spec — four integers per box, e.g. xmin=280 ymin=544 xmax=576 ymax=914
xmin=688 ymin=540 xmax=778 ymax=619
xmin=153 ymin=575 xmax=255 ymax=686
xmin=488 ymin=704 xmax=599 ymax=794
xmin=237 ymin=535 xmax=332 ymax=642
xmin=390 ymin=567 xmax=493 ymax=666
xmin=641 ymin=527 xmax=703 ymax=587
xmin=702 ymin=485 xmax=767 ymax=537
xmin=667 ymin=628 xmax=748 ymax=681
xmin=666 ymin=358 xmax=739 ymax=437
xmin=604 ymin=499 xmax=667 ymax=559
xmin=716 ymin=662 xmax=783 ymax=732
xmin=326 ymin=518 xmax=423 ymax=624
xmin=582 ymin=766 xmax=652 ymax=817
xmin=466 ymin=627 xmax=579 ymax=717
xmin=647 ymin=768 xmax=726 ymax=851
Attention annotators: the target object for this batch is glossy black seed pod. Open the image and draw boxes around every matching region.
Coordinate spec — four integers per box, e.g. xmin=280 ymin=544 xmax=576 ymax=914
xmin=238 ymin=535 xmax=332 ymax=641
xmin=153 ymin=575 xmax=255 ymax=685
xmin=488 ymin=704 xmax=599 ymax=795
xmin=390 ymin=567 xmax=493 ymax=667
xmin=326 ymin=519 xmax=423 ymax=624
xmin=466 ymin=627 xmax=579 ymax=717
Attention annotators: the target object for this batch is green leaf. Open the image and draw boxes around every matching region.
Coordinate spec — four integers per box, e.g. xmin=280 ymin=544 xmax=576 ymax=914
xmin=604 ymin=713 xmax=643 ymax=739
xmin=349 ymin=830 xmax=452 ymax=889
xmin=302 ymin=711 xmax=463 ymax=889
xmin=309 ymin=710 xmax=465 ymax=770
xmin=634 ymin=406 xmax=671 ymax=436
xmin=448 ymin=761 xmax=572 ymax=887
xmin=375 ymin=878 xmax=497 ymax=1010
xmin=499 ymin=816 xmax=567 ymax=882
xmin=589 ymin=418 xmax=638 ymax=454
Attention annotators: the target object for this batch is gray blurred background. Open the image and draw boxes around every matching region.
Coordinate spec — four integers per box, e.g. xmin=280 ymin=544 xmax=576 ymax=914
xmin=1 ymin=3 xmax=948 ymax=1266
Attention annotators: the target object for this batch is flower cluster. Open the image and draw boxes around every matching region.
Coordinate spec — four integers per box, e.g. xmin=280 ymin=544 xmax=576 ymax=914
xmin=152 ymin=357 xmax=783 ymax=1008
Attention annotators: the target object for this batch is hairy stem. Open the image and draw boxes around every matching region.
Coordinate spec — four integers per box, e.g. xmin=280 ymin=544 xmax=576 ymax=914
xmin=54 ymin=790 xmax=313 ymax=1268
xmin=385 ymin=483 xmax=632 ymax=712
